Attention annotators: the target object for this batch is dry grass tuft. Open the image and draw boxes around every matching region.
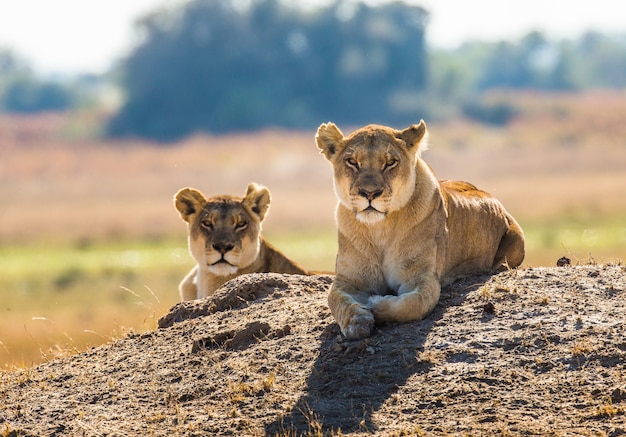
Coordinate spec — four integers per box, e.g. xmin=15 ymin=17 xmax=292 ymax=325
xmin=594 ymin=401 xmax=623 ymax=418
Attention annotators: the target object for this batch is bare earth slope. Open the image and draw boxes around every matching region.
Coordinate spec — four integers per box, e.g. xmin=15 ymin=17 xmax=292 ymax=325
xmin=2 ymin=265 xmax=626 ymax=436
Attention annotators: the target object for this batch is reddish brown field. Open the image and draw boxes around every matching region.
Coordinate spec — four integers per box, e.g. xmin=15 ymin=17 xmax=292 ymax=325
xmin=1 ymin=92 xmax=625 ymax=253
xmin=0 ymin=91 xmax=624 ymax=368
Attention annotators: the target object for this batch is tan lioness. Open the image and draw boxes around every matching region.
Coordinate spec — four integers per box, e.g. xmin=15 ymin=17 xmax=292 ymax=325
xmin=316 ymin=120 xmax=525 ymax=339
xmin=174 ymin=183 xmax=309 ymax=301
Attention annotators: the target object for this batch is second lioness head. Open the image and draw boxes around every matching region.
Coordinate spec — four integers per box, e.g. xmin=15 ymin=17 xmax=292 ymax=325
xmin=316 ymin=120 xmax=428 ymax=224
xmin=174 ymin=183 xmax=270 ymax=276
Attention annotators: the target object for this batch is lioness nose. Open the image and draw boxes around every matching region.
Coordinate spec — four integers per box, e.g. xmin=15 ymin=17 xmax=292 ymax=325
xmin=359 ymin=188 xmax=382 ymax=201
xmin=212 ymin=243 xmax=234 ymax=254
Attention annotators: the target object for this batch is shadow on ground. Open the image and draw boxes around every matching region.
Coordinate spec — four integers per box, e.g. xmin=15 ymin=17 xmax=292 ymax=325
xmin=265 ymin=275 xmax=489 ymax=435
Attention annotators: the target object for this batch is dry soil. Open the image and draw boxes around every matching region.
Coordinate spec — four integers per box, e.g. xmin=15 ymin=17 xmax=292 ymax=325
xmin=2 ymin=264 xmax=626 ymax=436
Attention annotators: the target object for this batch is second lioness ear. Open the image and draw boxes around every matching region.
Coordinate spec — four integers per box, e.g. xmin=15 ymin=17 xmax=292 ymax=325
xmin=243 ymin=182 xmax=271 ymax=221
xmin=397 ymin=119 xmax=428 ymax=156
xmin=316 ymin=122 xmax=345 ymax=161
xmin=175 ymin=188 xmax=207 ymax=223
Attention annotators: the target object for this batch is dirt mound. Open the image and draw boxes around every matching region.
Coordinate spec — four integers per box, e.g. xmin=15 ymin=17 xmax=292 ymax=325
xmin=2 ymin=265 xmax=626 ymax=436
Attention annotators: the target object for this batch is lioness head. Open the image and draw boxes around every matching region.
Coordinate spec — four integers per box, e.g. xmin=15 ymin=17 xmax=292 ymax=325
xmin=316 ymin=121 xmax=428 ymax=224
xmin=174 ymin=183 xmax=271 ymax=276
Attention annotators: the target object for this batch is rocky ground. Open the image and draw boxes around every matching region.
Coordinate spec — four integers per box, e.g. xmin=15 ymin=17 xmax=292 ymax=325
xmin=2 ymin=264 xmax=626 ymax=436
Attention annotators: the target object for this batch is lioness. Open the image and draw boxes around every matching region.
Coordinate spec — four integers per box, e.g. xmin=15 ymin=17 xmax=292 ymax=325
xmin=316 ymin=120 xmax=525 ymax=339
xmin=174 ymin=183 xmax=309 ymax=301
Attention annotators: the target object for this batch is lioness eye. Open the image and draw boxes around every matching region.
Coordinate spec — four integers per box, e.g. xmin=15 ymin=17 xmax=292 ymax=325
xmin=201 ymin=220 xmax=214 ymax=230
xmin=235 ymin=221 xmax=248 ymax=231
xmin=384 ymin=159 xmax=398 ymax=170
xmin=346 ymin=157 xmax=359 ymax=170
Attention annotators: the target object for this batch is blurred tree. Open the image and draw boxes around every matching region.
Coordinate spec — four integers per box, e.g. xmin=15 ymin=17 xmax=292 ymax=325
xmin=476 ymin=32 xmax=557 ymax=90
xmin=546 ymin=42 xmax=577 ymax=90
xmin=575 ymin=32 xmax=626 ymax=88
xmin=0 ymin=49 xmax=27 ymax=76
xmin=477 ymin=41 xmax=532 ymax=89
xmin=107 ymin=0 xmax=429 ymax=141
xmin=2 ymin=78 xmax=74 ymax=113
xmin=0 ymin=48 xmax=76 ymax=114
xmin=432 ymin=30 xmax=626 ymax=99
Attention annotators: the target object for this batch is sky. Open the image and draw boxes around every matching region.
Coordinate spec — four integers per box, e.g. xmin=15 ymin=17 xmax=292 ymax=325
xmin=0 ymin=0 xmax=624 ymax=76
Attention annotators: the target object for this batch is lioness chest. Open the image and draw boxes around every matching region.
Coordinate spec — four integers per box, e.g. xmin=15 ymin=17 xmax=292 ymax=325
xmin=368 ymin=224 xmax=404 ymax=291
xmin=338 ymin=207 xmax=444 ymax=295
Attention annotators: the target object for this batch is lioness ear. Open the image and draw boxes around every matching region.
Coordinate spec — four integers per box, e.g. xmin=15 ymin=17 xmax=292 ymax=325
xmin=175 ymin=188 xmax=207 ymax=223
xmin=397 ymin=119 xmax=429 ymax=156
xmin=243 ymin=182 xmax=271 ymax=221
xmin=316 ymin=122 xmax=345 ymax=161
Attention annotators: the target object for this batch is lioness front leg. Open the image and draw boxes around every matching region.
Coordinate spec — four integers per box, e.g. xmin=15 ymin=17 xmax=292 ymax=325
xmin=369 ymin=277 xmax=441 ymax=323
xmin=179 ymin=266 xmax=199 ymax=301
xmin=328 ymin=280 xmax=375 ymax=340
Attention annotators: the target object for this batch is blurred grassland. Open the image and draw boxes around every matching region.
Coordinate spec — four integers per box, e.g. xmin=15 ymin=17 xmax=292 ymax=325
xmin=1 ymin=91 xmax=624 ymax=368
xmin=0 ymin=234 xmax=337 ymax=368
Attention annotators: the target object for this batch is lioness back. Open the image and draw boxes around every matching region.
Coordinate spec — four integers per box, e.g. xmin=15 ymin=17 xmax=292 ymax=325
xmin=174 ymin=183 xmax=310 ymax=301
xmin=440 ymin=180 xmax=525 ymax=283
xmin=316 ymin=120 xmax=525 ymax=339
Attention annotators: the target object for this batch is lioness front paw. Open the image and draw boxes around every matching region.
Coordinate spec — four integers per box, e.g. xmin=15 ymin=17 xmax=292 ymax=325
xmin=340 ymin=309 xmax=375 ymax=340
xmin=368 ymin=295 xmax=397 ymax=322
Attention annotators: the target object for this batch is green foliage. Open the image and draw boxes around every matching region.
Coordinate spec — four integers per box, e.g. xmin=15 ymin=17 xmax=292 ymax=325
xmin=107 ymin=0 xmax=429 ymax=141
xmin=572 ymin=32 xmax=626 ymax=88
xmin=431 ymin=31 xmax=626 ymax=98
xmin=109 ymin=0 xmax=626 ymax=141
xmin=0 ymin=48 xmax=78 ymax=114
xmin=1 ymin=78 xmax=75 ymax=113
xmin=0 ymin=49 xmax=27 ymax=76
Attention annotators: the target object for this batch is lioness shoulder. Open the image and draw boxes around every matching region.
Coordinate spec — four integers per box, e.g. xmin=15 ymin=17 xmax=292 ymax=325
xmin=174 ymin=182 xmax=310 ymax=301
xmin=316 ymin=120 xmax=525 ymax=339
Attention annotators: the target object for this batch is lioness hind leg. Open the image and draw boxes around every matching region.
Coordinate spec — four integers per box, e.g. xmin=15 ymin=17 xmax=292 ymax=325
xmin=492 ymin=215 xmax=525 ymax=271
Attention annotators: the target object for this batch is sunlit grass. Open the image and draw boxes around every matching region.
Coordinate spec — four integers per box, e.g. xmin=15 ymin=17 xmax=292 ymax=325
xmin=0 ymin=233 xmax=337 ymax=369
xmin=2 ymin=214 xmax=623 ymax=368
xmin=1 ymin=239 xmax=190 ymax=280
xmin=0 ymin=238 xmax=191 ymax=369
xmin=265 ymin=230 xmax=337 ymax=273
xmin=522 ymin=212 xmax=626 ymax=266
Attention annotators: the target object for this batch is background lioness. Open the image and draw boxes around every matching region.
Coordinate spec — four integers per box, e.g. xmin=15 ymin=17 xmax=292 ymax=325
xmin=174 ymin=183 xmax=310 ymax=301
xmin=317 ymin=120 xmax=525 ymax=339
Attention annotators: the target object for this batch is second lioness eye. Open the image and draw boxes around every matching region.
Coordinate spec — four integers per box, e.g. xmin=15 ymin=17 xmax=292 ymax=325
xmin=235 ymin=221 xmax=248 ymax=231
xmin=346 ymin=157 xmax=359 ymax=169
xmin=201 ymin=220 xmax=214 ymax=230
xmin=384 ymin=159 xmax=398 ymax=170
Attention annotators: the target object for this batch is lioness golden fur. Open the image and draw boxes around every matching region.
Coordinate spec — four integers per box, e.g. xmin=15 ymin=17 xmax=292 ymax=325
xmin=316 ymin=120 xmax=525 ymax=339
xmin=174 ymin=183 xmax=309 ymax=301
